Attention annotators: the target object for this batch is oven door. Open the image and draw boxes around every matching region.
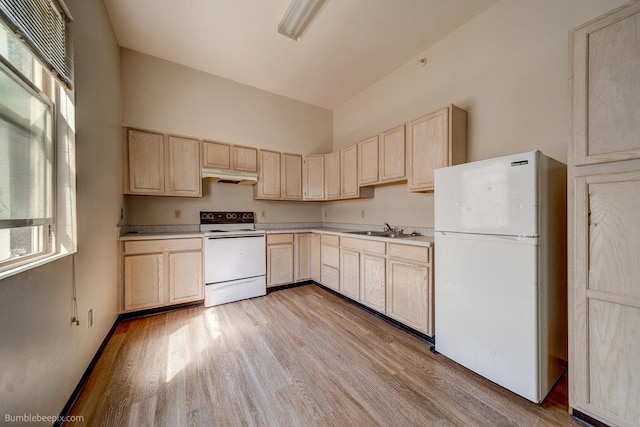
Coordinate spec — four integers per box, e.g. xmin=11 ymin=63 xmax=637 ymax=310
xmin=204 ymin=234 xmax=266 ymax=284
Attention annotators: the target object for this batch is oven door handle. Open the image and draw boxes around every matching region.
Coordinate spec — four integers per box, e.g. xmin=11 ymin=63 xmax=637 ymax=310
xmin=206 ymin=234 xmax=265 ymax=240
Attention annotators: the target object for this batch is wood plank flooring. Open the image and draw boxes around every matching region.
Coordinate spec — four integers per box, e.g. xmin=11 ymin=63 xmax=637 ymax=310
xmin=67 ymin=285 xmax=577 ymax=426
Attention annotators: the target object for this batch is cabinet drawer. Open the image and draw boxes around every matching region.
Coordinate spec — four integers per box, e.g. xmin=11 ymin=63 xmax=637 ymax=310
xmin=321 ymin=265 xmax=339 ymax=291
xmin=388 ymin=244 xmax=429 ymax=263
xmin=341 ymin=237 xmax=386 ymax=255
xmin=267 ymin=233 xmax=294 ymax=245
xmin=321 ymin=244 xmax=340 ymax=268
xmin=321 ymin=234 xmax=340 ymax=246
xmin=124 ymin=238 xmax=202 ymax=255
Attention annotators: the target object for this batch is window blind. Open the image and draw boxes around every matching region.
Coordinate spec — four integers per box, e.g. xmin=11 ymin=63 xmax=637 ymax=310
xmin=0 ymin=0 xmax=72 ymax=87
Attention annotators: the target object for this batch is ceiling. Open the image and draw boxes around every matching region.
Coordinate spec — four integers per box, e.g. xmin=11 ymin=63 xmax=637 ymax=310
xmin=104 ymin=0 xmax=499 ymax=110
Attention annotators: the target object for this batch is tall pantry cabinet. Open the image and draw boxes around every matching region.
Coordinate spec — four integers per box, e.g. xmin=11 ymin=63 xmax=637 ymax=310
xmin=570 ymin=3 xmax=640 ymax=426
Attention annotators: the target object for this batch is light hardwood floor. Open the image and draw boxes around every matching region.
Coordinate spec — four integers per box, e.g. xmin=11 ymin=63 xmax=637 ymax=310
xmin=67 ymin=285 xmax=577 ymax=426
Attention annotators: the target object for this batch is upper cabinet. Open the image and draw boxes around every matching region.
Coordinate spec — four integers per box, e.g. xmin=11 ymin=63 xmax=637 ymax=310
xmin=406 ymin=105 xmax=467 ymax=192
xmin=203 ymin=141 xmax=257 ymax=172
xmin=340 ymin=144 xmax=359 ymax=198
xmin=255 ymin=150 xmax=282 ymax=199
xmin=254 ymin=150 xmax=302 ymax=200
xmin=358 ymin=125 xmax=406 ymax=187
xmin=303 ymin=154 xmax=325 ymax=200
xmin=281 ymin=153 xmax=303 ymax=200
xmin=202 ymin=140 xmax=231 ymax=169
xmin=324 ymin=151 xmax=341 ymax=200
xmin=573 ymin=4 xmax=640 ymax=166
xmin=126 ymin=129 xmax=201 ymax=197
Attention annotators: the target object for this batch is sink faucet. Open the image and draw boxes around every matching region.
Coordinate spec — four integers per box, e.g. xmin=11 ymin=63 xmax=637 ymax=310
xmin=384 ymin=223 xmax=393 ymax=232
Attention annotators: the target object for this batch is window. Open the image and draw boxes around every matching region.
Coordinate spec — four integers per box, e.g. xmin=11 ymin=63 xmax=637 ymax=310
xmin=0 ymin=3 xmax=76 ymax=279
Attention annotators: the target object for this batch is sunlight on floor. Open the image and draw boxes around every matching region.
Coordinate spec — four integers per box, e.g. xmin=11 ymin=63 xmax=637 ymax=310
xmin=165 ymin=311 xmax=221 ymax=383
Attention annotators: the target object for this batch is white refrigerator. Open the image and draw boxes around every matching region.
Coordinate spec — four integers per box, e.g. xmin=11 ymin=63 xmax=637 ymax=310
xmin=434 ymin=150 xmax=567 ymax=403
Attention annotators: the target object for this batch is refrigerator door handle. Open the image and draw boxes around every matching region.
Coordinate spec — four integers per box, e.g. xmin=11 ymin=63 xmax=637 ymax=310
xmin=436 ymin=230 xmax=539 ymax=242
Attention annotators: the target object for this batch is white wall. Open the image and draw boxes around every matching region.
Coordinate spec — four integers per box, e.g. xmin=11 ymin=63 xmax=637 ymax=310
xmin=329 ymin=0 xmax=628 ymax=229
xmin=0 ymin=0 xmax=122 ymax=417
xmin=121 ymin=49 xmax=332 ymax=225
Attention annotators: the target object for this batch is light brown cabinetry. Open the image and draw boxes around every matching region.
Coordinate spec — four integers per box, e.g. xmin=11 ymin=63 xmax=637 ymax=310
xmin=294 ymin=233 xmax=311 ymax=281
xmin=386 ymin=244 xmax=433 ymax=336
xmin=570 ymin=4 xmax=640 ymax=426
xmin=255 ymin=150 xmax=281 ymax=199
xmin=255 ymin=151 xmax=302 ymax=200
xmin=310 ymin=233 xmax=321 ymax=282
xmin=406 ymin=105 xmax=467 ymax=192
xmin=123 ymin=238 xmax=203 ymax=312
xmin=266 ymin=233 xmax=312 ymax=287
xmin=281 ymin=153 xmax=303 ymax=200
xmin=358 ymin=126 xmax=407 ymax=186
xmin=320 ymin=234 xmax=340 ymax=291
xmin=340 ymin=144 xmax=359 ymax=198
xmin=324 ymin=152 xmax=341 ymax=200
xmin=340 ymin=237 xmax=386 ymax=313
xmin=203 ymin=141 xmax=258 ymax=172
xmin=303 ymin=155 xmax=325 ymax=200
xmin=266 ymin=234 xmax=294 ymax=287
xmin=233 ymin=145 xmax=258 ymax=172
xmin=126 ymin=130 xmax=202 ymax=197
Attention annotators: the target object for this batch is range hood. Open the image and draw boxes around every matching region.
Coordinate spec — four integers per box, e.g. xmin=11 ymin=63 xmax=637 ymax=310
xmin=201 ymin=168 xmax=258 ymax=185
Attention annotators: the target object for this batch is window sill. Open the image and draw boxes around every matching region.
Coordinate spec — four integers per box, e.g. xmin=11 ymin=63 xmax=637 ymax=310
xmin=0 ymin=250 xmax=76 ymax=282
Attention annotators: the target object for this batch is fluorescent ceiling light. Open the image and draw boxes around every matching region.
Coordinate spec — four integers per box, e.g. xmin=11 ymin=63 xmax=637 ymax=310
xmin=278 ymin=0 xmax=325 ymax=41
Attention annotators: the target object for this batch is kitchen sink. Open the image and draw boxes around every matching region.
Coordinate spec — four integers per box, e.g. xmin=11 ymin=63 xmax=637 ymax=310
xmin=344 ymin=230 xmax=411 ymax=238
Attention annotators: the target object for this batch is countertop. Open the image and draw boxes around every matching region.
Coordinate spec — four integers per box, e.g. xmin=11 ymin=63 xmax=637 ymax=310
xmin=119 ymin=227 xmax=434 ymax=246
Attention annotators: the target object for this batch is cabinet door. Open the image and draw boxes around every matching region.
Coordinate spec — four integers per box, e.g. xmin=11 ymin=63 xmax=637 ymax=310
xmin=124 ymin=253 xmax=164 ymax=311
xmin=324 ymin=151 xmax=341 ymax=200
xmin=310 ymin=233 xmax=321 ymax=282
xmin=127 ymin=130 xmax=165 ymax=195
xmin=168 ymin=250 xmax=203 ymax=304
xmin=303 ymin=155 xmax=325 ymax=200
xmin=295 ymin=233 xmax=311 ymax=281
xmin=233 ymin=145 xmax=258 ymax=172
xmin=202 ymin=141 xmax=231 ymax=169
xmin=571 ymin=169 xmax=640 ymax=424
xmin=386 ymin=258 xmax=430 ymax=335
xmin=361 ymin=254 xmax=386 ymax=313
xmin=255 ymin=150 xmax=281 ymax=199
xmin=358 ymin=136 xmax=379 ymax=185
xmin=340 ymin=144 xmax=359 ymax=198
xmin=573 ymin=3 xmax=640 ymax=166
xmin=281 ymin=153 xmax=303 ymax=200
xmin=168 ymin=136 xmax=202 ymax=197
xmin=406 ymin=108 xmax=448 ymax=192
xmin=340 ymin=249 xmax=360 ymax=300
xmin=379 ymin=125 xmax=406 ymax=182
xmin=267 ymin=244 xmax=294 ymax=287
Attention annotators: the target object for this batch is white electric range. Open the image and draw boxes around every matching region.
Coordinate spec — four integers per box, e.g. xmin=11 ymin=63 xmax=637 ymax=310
xmin=200 ymin=211 xmax=266 ymax=307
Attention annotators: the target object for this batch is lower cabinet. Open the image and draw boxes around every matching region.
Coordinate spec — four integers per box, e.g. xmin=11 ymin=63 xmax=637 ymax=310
xmin=386 ymin=244 xmax=433 ymax=336
xmin=320 ymin=234 xmax=340 ymax=291
xmin=123 ymin=238 xmax=203 ymax=312
xmin=340 ymin=237 xmax=386 ymax=312
xmin=310 ymin=233 xmax=321 ymax=282
xmin=266 ymin=234 xmax=294 ymax=287
xmin=267 ymin=232 xmax=312 ymax=287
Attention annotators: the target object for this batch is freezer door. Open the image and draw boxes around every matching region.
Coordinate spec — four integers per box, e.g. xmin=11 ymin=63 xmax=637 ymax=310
xmin=435 ymin=151 xmax=539 ymax=236
xmin=434 ymin=231 xmax=544 ymax=402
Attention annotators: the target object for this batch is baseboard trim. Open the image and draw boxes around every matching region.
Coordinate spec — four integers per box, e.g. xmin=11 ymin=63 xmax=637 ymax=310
xmin=267 ymin=280 xmax=313 ymax=294
xmin=55 ymin=318 xmax=119 ymax=427
xmin=312 ymin=282 xmax=435 ymax=345
xmin=118 ymin=300 xmax=203 ymax=321
xmin=572 ymin=409 xmax=610 ymax=427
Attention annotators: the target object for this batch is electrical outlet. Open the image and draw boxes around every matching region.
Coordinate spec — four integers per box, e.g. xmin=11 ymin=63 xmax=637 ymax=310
xmin=174 ymin=209 xmax=181 ymax=219
xmin=261 ymin=210 xmax=266 ymax=218
xmin=361 ymin=210 xmax=365 ymax=219
xmin=323 ymin=210 xmax=327 ymax=218
xmin=88 ymin=309 xmax=93 ymax=328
